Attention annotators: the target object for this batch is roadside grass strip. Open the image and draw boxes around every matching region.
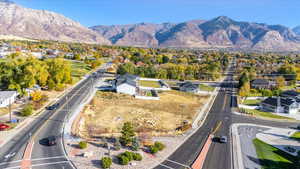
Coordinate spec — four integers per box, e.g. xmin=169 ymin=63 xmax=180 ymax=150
xmin=199 ymin=84 xmax=215 ymax=92
xmin=242 ymin=109 xmax=293 ymax=120
xmin=290 ymin=132 xmax=300 ymax=141
xmin=253 ymin=139 xmax=298 ymax=169
xmin=139 ymin=80 xmax=161 ymax=88
xmin=242 ymin=99 xmax=261 ymax=106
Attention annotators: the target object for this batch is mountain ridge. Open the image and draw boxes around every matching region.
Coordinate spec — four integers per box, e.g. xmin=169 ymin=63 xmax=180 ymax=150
xmin=91 ymin=16 xmax=300 ymax=51
xmin=0 ymin=1 xmax=110 ymax=44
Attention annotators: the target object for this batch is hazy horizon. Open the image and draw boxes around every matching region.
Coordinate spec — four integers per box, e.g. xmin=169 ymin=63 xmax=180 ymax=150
xmin=11 ymin=0 xmax=300 ymax=28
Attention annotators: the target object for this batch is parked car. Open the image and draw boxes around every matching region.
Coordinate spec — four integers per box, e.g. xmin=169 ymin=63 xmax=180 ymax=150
xmin=0 ymin=123 xmax=10 ymax=131
xmin=46 ymin=136 xmax=57 ymax=146
xmin=219 ymin=136 xmax=228 ymax=143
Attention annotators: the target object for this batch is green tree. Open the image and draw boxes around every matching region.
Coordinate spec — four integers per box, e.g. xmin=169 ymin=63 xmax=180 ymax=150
xmin=120 ymin=122 xmax=135 ymax=146
xmin=239 ymin=82 xmax=250 ymax=97
xmin=278 ymin=64 xmax=297 ymax=81
xmin=21 ymin=104 xmax=33 ymax=116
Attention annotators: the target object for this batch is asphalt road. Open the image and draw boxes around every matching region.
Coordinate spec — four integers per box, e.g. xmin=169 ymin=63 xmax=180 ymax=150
xmin=0 ymin=68 xmax=106 ymax=169
xmin=155 ymin=61 xmax=298 ymax=169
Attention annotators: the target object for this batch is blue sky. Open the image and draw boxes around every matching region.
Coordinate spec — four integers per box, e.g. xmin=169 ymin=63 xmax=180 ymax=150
xmin=14 ymin=0 xmax=300 ymax=28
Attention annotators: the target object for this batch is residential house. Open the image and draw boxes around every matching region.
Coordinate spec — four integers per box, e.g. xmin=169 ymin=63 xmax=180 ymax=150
xmin=280 ymin=90 xmax=300 ymax=99
xmin=179 ymin=82 xmax=200 ymax=94
xmin=250 ymin=79 xmax=276 ymax=89
xmin=0 ymin=91 xmax=18 ymax=108
xmin=260 ymin=97 xmax=299 ymax=114
xmin=114 ymin=74 xmax=139 ymax=96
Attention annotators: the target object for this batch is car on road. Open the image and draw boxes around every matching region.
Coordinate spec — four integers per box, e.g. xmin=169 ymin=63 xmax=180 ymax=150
xmin=45 ymin=136 xmax=57 ymax=146
xmin=219 ymin=136 xmax=228 ymax=143
xmin=46 ymin=103 xmax=59 ymax=110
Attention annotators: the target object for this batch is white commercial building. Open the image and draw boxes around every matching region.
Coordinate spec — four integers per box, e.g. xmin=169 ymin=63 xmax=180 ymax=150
xmin=0 ymin=91 xmax=18 ymax=108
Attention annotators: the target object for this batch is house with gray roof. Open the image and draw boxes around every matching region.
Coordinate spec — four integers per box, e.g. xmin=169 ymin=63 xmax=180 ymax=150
xmin=0 ymin=91 xmax=18 ymax=108
xmin=260 ymin=97 xmax=299 ymax=114
xmin=251 ymin=79 xmax=276 ymax=89
xmin=114 ymin=74 xmax=139 ymax=96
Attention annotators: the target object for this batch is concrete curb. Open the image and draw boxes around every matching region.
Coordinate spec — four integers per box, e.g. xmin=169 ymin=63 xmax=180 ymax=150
xmin=231 ymin=124 xmax=244 ymax=169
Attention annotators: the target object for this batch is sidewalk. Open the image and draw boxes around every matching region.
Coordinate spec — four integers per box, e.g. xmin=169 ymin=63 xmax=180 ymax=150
xmin=231 ymin=123 xmax=300 ymax=169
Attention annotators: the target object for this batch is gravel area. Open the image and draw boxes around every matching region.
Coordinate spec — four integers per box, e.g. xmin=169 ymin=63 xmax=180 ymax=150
xmin=65 ymin=135 xmax=186 ymax=169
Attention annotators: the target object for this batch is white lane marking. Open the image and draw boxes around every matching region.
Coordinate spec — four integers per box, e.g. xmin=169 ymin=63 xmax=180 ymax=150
xmin=3 ymin=160 xmax=69 ymax=169
xmin=159 ymin=163 xmax=175 ymax=169
xmin=2 ymin=166 xmax=20 ymax=169
xmin=31 ymin=156 xmax=66 ymax=161
xmin=0 ymin=156 xmax=66 ymax=166
xmin=166 ymin=159 xmax=191 ymax=169
xmin=30 ymin=159 xmax=69 ymax=167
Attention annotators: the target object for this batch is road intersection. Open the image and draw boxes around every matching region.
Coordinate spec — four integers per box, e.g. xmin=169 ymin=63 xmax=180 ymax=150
xmin=0 ymin=61 xmax=298 ymax=169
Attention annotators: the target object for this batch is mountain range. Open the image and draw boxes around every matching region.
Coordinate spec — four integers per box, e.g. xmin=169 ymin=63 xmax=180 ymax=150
xmin=1 ymin=0 xmax=300 ymax=51
xmin=91 ymin=17 xmax=300 ymax=51
xmin=0 ymin=0 xmax=110 ymax=44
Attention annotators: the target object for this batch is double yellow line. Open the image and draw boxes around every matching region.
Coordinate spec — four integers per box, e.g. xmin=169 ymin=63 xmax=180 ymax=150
xmin=211 ymin=121 xmax=222 ymax=135
xmin=30 ymin=78 xmax=91 ymax=140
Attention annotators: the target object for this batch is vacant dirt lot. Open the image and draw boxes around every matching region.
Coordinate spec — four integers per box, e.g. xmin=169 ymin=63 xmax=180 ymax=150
xmin=81 ymin=91 xmax=209 ymax=136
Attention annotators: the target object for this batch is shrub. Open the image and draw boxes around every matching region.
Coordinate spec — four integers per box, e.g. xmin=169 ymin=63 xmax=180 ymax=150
xmin=78 ymin=141 xmax=87 ymax=149
xmin=101 ymin=157 xmax=112 ymax=169
xmin=149 ymin=145 xmax=159 ymax=154
xmin=154 ymin=141 xmax=165 ymax=151
xmin=122 ymin=151 xmax=134 ymax=161
xmin=21 ymin=104 xmax=33 ymax=116
xmin=133 ymin=153 xmax=142 ymax=161
xmin=118 ymin=155 xmax=129 ymax=165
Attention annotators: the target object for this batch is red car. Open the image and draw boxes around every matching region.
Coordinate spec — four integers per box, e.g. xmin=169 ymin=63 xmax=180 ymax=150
xmin=0 ymin=123 xmax=10 ymax=131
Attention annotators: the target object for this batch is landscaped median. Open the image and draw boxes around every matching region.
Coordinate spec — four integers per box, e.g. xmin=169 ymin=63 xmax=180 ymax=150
xmin=239 ymin=108 xmax=294 ymax=120
xmin=253 ymin=139 xmax=298 ymax=169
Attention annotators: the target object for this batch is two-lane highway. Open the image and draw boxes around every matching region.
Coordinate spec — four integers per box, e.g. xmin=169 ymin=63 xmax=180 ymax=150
xmin=0 ymin=67 xmax=106 ymax=169
xmin=155 ymin=59 xmax=298 ymax=169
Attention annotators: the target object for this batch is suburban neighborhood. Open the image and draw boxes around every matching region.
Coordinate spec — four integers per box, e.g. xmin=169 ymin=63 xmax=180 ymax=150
xmin=0 ymin=1 xmax=300 ymax=169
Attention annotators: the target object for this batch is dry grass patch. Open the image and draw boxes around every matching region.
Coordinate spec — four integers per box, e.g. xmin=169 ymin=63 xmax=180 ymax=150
xmin=82 ymin=91 xmax=209 ymax=136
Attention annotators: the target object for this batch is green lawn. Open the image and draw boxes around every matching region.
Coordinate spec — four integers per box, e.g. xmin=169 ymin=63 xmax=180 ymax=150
xmin=139 ymin=80 xmax=161 ymax=88
xmin=242 ymin=99 xmax=261 ymax=106
xmin=199 ymin=84 xmax=215 ymax=92
xmin=0 ymin=58 xmax=6 ymax=63
xmin=280 ymin=85 xmax=296 ymax=91
xmin=70 ymin=61 xmax=92 ymax=82
xmin=242 ymin=109 xmax=293 ymax=120
xmin=290 ymin=132 xmax=300 ymax=141
xmin=253 ymin=139 xmax=298 ymax=169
